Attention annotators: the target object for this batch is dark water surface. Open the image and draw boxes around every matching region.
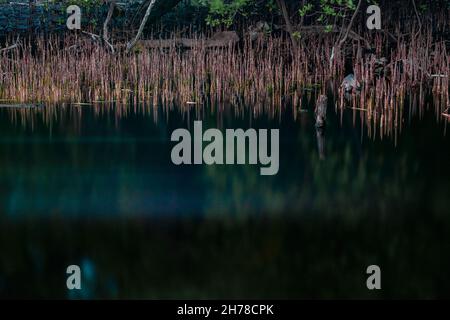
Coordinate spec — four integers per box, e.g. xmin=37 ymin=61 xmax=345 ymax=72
xmin=1 ymin=100 xmax=450 ymax=298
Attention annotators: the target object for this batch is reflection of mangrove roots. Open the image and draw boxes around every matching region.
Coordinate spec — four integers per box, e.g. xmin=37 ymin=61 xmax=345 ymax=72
xmin=316 ymin=127 xmax=326 ymax=160
xmin=315 ymin=95 xmax=327 ymax=160
xmin=315 ymin=95 xmax=327 ymax=128
xmin=0 ymin=104 xmax=43 ymax=109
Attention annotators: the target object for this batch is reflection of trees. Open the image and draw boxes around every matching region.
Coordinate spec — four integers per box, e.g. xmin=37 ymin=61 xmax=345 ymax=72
xmin=1 ymin=107 xmax=450 ymax=299
xmin=201 ymin=118 xmax=423 ymax=219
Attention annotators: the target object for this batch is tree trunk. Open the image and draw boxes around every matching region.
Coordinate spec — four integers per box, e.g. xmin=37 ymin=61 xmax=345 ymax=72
xmin=275 ymin=0 xmax=298 ymax=48
xmin=126 ymin=0 xmax=158 ymax=53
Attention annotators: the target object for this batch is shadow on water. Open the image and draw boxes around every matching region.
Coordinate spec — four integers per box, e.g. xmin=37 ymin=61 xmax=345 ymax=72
xmin=0 ymin=95 xmax=450 ymax=298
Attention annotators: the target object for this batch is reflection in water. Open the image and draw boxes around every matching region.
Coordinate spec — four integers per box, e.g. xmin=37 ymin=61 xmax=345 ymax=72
xmin=0 ymin=95 xmax=450 ymax=298
xmin=316 ymin=127 xmax=326 ymax=160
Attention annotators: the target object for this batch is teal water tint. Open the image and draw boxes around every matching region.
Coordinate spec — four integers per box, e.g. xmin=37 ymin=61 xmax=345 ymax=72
xmin=0 ymin=101 xmax=450 ymax=298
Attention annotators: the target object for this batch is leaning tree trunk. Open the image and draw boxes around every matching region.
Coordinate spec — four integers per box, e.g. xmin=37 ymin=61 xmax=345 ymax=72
xmin=126 ymin=0 xmax=158 ymax=53
xmin=275 ymin=0 xmax=298 ymax=48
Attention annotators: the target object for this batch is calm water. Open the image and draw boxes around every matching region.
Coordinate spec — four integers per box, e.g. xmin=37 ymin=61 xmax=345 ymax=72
xmin=1 ymin=99 xmax=450 ymax=298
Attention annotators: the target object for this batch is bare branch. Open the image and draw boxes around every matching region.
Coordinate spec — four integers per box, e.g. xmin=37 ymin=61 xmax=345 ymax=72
xmin=330 ymin=0 xmax=363 ymax=69
xmin=0 ymin=36 xmax=20 ymax=53
xmin=338 ymin=0 xmax=363 ymax=48
xmin=294 ymin=25 xmax=370 ymax=48
xmin=411 ymin=0 xmax=422 ymax=37
xmin=103 ymin=0 xmax=116 ymax=43
xmin=82 ymin=31 xmax=102 ymax=42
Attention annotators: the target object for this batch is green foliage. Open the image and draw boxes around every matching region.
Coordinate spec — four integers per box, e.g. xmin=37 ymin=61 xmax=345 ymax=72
xmin=299 ymin=3 xmax=313 ymax=17
xmin=194 ymin=0 xmax=250 ymax=27
xmin=292 ymin=31 xmax=301 ymax=39
xmin=299 ymin=0 xmax=367 ymax=27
